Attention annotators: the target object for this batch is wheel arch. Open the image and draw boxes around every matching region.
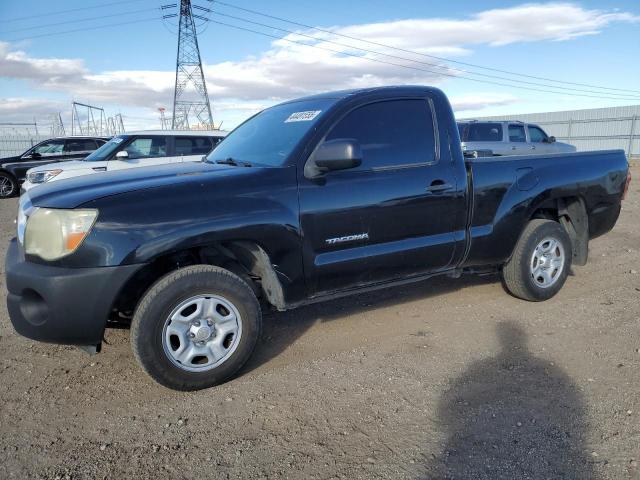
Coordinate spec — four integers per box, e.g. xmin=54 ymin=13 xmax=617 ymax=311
xmin=526 ymin=195 xmax=589 ymax=266
xmin=110 ymin=240 xmax=286 ymax=322
xmin=0 ymin=167 xmax=18 ymax=180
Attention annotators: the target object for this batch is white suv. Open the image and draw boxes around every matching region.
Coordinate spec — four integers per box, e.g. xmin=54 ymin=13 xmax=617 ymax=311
xmin=22 ymin=130 xmax=227 ymax=192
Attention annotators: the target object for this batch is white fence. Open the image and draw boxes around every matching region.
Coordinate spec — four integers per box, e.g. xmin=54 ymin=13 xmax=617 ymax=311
xmin=465 ymin=104 xmax=640 ymax=160
xmin=535 ymin=116 xmax=638 ymax=160
xmin=0 ymin=134 xmax=51 ymax=158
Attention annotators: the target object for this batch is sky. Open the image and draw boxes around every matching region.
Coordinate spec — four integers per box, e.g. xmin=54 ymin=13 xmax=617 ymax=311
xmin=0 ymin=0 xmax=639 ymax=133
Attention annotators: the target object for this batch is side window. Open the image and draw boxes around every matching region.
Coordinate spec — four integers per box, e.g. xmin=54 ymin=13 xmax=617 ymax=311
xmin=457 ymin=123 xmax=467 ymax=141
xmin=65 ymin=139 xmax=98 ymax=153
xmin=174 ymin=137 xmax=215 ymax=156
xmin=29 ymin=140 xmax=65 ymax=156
xmin=325 ymin=99 xmax=436 ymax=170
xmin=466 ymin=123 xmax=503 ymax=142
xmin=508 ymin=124 xmax=526 ymax=142
xmin=528 ymin=126 xmax=548 ymax=143
xmin=123 ymin=137 xmax=168 ymax=159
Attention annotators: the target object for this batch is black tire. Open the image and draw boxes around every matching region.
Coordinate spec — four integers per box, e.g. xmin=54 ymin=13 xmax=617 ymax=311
xmin=0 ymin=172 xmax=18 ymax=198
xmin=502 ymin=219 xmax=572 ymax=301
xmin=131 ymin=265 xmax=261 ymax=390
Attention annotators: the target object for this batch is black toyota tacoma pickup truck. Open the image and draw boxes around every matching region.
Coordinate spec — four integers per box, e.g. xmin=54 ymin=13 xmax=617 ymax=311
xmin=6 ymin=86 xmax=631 ymax=390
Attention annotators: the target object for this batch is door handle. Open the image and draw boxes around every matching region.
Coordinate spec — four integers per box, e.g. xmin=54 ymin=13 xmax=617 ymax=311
xmin=426 ymin=182 xmax=453 ymax=193
xmin=531 ymin=146 xmax=536 ymax=150
xmin=511 ymin=146 xmax=517 ymax=150
xmin=92 ymin=167 xmax=107 ymax=172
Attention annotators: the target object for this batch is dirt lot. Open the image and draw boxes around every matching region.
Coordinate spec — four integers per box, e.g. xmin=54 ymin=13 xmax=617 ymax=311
xmin=0 ymin=166 xmax=638 ymax=480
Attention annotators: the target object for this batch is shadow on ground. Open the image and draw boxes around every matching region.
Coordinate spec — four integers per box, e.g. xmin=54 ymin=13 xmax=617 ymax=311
xmin=241 ymin=273 xmax=499 ymax=374
xmin=423 ymin=321 xmax=595 ymax=479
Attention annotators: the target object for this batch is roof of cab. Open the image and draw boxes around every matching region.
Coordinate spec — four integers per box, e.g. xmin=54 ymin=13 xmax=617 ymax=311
xmin=279 ymin=85 xmax=447 ymax=104
xmin=120 ymin=130 xmax=228 ymax=137
xmin=49 ymin=135 xmax=111 ymax=140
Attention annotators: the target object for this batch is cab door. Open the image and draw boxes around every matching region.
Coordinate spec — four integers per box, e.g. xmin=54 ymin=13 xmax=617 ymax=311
xmin=527 ymin=125 xmax=551 ymax=154
xmin=298 ymin=98 xmax=466 ymax=296
xmin=507 ymin=124 xmax=527 ymax=154
xmin=173 ymin=136 xmax=217 ymax=162
xmin=107 ymin=136 xmax=171 ymax=171
xmin=13 ymin=139 xmax=67 ymax=181
xmin=63 ymin=139 xmax=100 ymax=160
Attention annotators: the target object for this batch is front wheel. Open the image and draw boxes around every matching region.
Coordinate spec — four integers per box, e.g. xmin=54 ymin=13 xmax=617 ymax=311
xmin=0 ymin=172 xmax=17 ymax=198
xmin=502 ymin=219 xmax=572 ymax=301
xmin=131 ymin=265 xmax=261 ymax=390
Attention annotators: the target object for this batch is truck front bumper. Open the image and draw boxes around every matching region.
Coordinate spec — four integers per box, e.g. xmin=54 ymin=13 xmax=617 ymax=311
xmin=5 ymin=238 xmax=142 ymax=348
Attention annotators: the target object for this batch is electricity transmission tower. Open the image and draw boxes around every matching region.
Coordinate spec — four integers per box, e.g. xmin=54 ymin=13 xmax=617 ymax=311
xmin=158 ymin=107 xmax=170 ymax=130
xmin=71 ymin=102 xmax=106 ymax=136
xmin=164 ymin=0 xmax=214 ymax=130
xmin=106 ymin=114 xmax=125 ymax=135
xmin=50 ymin=113 xmax=66 ymax=137
xmin=71 ymin=102 xmax=125 ymax=136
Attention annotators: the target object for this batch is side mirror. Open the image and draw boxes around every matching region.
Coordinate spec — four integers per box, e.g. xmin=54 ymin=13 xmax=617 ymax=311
xmin=28 ymin=152 xmax=41 ymax=159
xmin=115 ymin=150 xmax=129 ymax=160
xmin=548 ymin=136 xmax=556 ymax=143
xmin=312 ymin=138 xmax=362 ymax=172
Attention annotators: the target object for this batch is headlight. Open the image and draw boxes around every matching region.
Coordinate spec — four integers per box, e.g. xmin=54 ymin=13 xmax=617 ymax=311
xmin=17 ymin=194 xmax=34 ymax=244
xmin=26 ymin=169 xmax=62 ymax=184
xmin=24 ymin=208 xmax=97 ymax=261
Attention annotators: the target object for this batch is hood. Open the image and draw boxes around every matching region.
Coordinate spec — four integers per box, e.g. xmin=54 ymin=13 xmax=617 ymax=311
xmin=27 ymin=161 xmax=262 ymax=209
xmin=0 ymin=155 xmax=20 ymax=166
xmin=28 ymin=160 xmax=90 ymax=173
xmin=555 ymin=141 xmax=577 ymax=151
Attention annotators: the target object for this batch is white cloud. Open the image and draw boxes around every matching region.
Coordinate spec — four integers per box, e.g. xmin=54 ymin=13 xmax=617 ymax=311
xmin=0 ymin=3 xmax=636 ymax=126
xmin=450 ymin=93 xmax=519 ymax=113
xmin=336 ymin=2 xmax=639 ymax=48
xmin=0 ymin=97 xmax=66 ymax=122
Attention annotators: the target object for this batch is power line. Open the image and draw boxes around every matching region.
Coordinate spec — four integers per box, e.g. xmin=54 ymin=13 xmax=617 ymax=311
xmin=5 ymin=17 xmax=164 ymax=43
xmin=6 ymin=0 xmax=637 ymax=102
xmin=0 ymin=0 xmax=153 ymax=23
xmin=0 ymin=7 xmax=161 ymax=35
xmin=213 ymin=0 xmax=640 ymax=96
xmin=204 ymin=18 xmax=640 ymax=101
xmin=210 ymin=10 xmax=640 ymax=100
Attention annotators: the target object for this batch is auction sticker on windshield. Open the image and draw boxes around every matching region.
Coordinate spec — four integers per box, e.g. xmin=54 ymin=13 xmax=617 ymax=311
xmin=284 ymin=111 xmax=322 ymax=123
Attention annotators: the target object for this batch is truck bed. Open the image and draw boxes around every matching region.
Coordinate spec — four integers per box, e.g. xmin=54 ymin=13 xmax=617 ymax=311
xmin=463 ymin=149 xmax=629 ymax=268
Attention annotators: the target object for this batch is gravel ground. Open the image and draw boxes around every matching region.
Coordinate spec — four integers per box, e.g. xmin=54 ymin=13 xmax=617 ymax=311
xmin=0 ymin=165 xmax=638 ymax=480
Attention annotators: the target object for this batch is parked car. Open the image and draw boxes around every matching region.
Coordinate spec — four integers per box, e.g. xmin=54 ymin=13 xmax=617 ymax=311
xmin=457 ymin=121 xmax=576 ymax=156
xmin=0 ymin=136 xmax=109 ymax=198
xmin=6 ymin=86 xmax=630 ymax=390
xmin=21 ymin=130 xmax=227 ymax=192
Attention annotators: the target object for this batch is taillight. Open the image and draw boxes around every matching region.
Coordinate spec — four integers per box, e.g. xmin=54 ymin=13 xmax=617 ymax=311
xmin=622 ymin=170 xmax=631 ymax=200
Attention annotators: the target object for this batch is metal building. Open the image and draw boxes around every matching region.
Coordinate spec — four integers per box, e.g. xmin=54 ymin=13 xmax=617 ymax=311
xmin=466 ymin=104 xmax=640 ymax=161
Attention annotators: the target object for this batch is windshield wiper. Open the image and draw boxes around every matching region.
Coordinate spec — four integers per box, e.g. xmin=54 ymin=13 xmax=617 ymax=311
xmin=214 ymin=157 xmax=252 ymax=167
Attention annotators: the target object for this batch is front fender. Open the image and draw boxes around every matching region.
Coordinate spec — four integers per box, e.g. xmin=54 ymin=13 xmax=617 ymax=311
xmin=61 ymin=167 xmax=304 ymax=300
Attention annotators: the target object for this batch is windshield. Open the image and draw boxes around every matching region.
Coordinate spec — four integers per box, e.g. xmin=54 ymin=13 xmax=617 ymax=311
xmin=206 ymin=98 xmax=335 ymax=167
xmin=84 ymin=135 xmax=128 ymax=161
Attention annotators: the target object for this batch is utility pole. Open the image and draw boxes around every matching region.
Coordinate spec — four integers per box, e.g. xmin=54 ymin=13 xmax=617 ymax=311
xmin=167 ymin=0 xmax=214 ymax=130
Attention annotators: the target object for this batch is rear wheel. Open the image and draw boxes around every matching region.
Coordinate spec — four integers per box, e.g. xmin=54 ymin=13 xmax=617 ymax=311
xmin=502 ymin=219 xmax=572 ymax=301
xmin=131 ymin=265 xmax=261 ymax=390
xmin=0 ymin=173 xmax=17 ymax=198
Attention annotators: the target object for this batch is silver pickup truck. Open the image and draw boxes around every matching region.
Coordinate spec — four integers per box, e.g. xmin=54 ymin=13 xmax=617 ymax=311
xmin=457 ymin=120 xmax=576 ymax=156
